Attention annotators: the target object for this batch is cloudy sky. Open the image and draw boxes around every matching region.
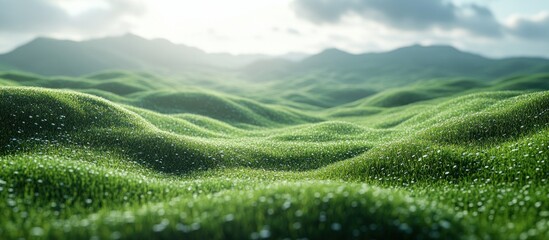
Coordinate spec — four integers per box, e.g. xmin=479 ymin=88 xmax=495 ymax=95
xmin=1 ymin=0 xmax=548 ymax=57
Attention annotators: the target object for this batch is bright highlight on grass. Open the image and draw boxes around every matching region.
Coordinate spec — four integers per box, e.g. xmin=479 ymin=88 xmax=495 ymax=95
xmin=0 ymin=68 xmax=548 ymax=239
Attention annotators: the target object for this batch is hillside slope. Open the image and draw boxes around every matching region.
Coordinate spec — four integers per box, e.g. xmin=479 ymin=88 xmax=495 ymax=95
xmin=0 ymin=83 xmax=548 ymax=239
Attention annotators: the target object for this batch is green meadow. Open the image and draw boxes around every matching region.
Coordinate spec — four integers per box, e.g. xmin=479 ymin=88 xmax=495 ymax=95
xmin=0 ymin=67 xmax=547 ymax=239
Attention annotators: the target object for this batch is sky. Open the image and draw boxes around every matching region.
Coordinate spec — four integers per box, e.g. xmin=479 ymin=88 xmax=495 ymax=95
xmin=0 ymin=0 xmax=548 ymax=57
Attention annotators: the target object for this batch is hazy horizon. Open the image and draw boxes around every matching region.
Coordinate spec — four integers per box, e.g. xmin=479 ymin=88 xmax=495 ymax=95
xmin=3 ymin=32 xmax=549 ymax=60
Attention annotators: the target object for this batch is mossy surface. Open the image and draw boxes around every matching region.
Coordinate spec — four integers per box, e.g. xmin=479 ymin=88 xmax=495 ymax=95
xmin=0 ymin=71 xmax=548 ymax=239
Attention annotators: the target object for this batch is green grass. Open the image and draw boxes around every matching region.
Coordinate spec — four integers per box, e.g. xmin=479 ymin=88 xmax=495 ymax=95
xmin=0 ymin=71 xmax=548 ymax=239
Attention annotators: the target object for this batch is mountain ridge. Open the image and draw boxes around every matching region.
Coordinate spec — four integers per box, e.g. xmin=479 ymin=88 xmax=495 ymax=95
xmin=246 ymin=43 xmax=549 ymax=85
xmin=1 ymin=34 xmax=549 ymax=82
xmin=0 ymin=34 xmax=273 ymax=75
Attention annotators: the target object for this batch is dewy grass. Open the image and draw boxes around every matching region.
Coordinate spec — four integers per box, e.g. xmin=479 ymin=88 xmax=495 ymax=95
xmin=0 ymin=71 xmax=548 ymax=239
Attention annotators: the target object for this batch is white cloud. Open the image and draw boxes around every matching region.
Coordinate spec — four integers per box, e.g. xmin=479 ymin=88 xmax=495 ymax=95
xmin=505 ymin=11 xmax=549 ymax=40
xmin=0 ymin=0 xmax=548 ymax=57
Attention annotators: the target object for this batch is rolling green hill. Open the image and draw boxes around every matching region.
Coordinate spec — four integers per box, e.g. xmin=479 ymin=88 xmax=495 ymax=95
xmin=0 ymin=67 xmax=548 ymax=239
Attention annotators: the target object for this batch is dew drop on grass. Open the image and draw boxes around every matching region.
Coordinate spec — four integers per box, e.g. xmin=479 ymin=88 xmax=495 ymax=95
xmin=30 ymin=227 xmax=44 ymax=236
xmin=282 ymin=200 xmax=291 ymax=210
xmin=331 ymin=223 xmax=342 ymax=231
xmin=176 ymin=223 xmax=190 ymax=233
xmin=439 ymin=220 xmax=451 ymax=229
xmin=224 ymin=214 xmax=235 ymax=222
xmin=110 ymin=231 xmax=121 ymax=240
xmin=191 ymin=222 xmax=201 ymax=231
xmin=319 ymin=212 xmax=327 ymax=222
xmin=153 ymin=219 xmax=169 ymax=232
xmin=259 ymin=228 xmax=271 ymax=239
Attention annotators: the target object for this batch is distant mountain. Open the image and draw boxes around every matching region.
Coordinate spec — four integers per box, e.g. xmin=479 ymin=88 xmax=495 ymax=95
xmin=1 ymin=34 xmax=548 ymax=83
xmin=277 ymin=52 xmax=310 ymax=62
xmin=0 ymin=34 xmax=272 ymax=76
xmin=244 ymin=44 xmax=549 ymax=86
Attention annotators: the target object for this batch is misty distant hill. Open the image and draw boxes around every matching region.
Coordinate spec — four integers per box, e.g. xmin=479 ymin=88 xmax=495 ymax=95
xmin=1 ymin=34 xmax=548 ymax=83
xmin=0 ymin=34 xmax=272 ymax=76
xmin=243 ymin=44 xmax=549 ymax=85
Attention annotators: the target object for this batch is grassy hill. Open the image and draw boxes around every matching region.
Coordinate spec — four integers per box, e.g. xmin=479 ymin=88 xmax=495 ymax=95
xmin=0 ymin=67 xmax=548 ymax=239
